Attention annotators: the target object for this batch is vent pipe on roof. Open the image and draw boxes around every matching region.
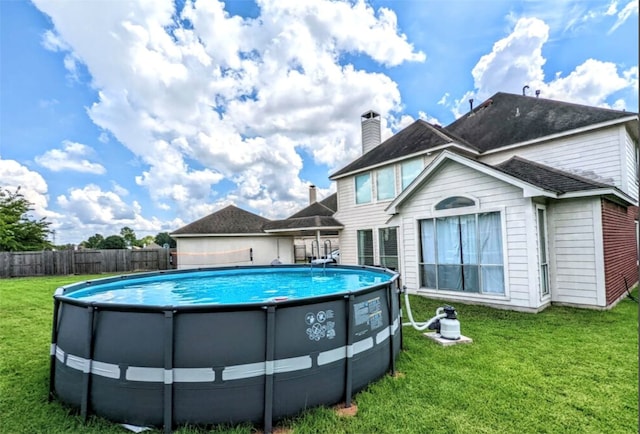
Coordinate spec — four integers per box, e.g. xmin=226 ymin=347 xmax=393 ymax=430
xmin=361 ymin=110 xmax=381 ymax=154
xmin=469 ymin=98 xmax=474 ymax=112
xmin=535 ymin=90 xmax=541 ymax=98
xmin=522 ymin=85 xmax=529 ymax=96
xmin=309 ymin=185 xmax=317 ymax=204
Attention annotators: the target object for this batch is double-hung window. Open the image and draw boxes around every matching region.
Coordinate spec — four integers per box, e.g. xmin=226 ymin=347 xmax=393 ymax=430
xmin=355 ymin=173 xmax=371 ymax=204
xmin=401 ymin=159 xmax=422 ymax=190
xmin=419 ymin=210 xmax=504 ymax=294
xmin=379 ymin=227 xmax=398 ymax=270
xmin=357 ymin=229 xmax=374 ymax=265
xmin=376 ymin=167 xmax=395 ymax=201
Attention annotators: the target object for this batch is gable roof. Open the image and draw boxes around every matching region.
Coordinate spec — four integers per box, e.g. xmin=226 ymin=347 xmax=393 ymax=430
xmin=289 ymin=193 xmax=337 ymax=218
xmin=171 ymin=205 xmax=271 ymax=236
xmin=386 ymin=150 xmax=634 ymax=214
xmin=445 ymin=92 xmax=636 ymax=152
xmin=330 ymin=120 xmax=478 ymax=179
xmin=263 ymin=193 xmax=343 ymax=233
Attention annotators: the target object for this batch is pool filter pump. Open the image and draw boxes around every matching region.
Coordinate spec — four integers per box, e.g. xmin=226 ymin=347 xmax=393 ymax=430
xmin=428 ymin=305 xmax=461 ymax=340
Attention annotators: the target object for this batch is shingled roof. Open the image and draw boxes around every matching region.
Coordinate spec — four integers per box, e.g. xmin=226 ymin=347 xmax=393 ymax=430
xmin=494 ymin=156 xmax=614 ymax=194
xmin=263 ymin=193 xmax=343 ymax=232
xmin=445 ymin=92 xmax=635 ymax=152
xmin=171 ymin=205 xmax=271 ymax=236
xmin=331 ymin=92 xmax=636 ymax=179
xmin=289 ymin=193 xmax=337 ymax=218
xmin=330 ymin=120 xmax=478 ymax=178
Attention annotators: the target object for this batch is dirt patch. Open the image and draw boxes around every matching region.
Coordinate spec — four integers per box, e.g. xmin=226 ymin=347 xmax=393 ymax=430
xmin=334 ymin=402 xmax=358 ymax=418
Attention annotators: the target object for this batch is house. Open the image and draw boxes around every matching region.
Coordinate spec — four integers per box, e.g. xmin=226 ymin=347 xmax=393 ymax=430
xmin=263 ymin=186 xmax=341 ymax=261
xmin=171 ymin=205 xmax=295 ymax=268
xmin=171 ymin=190 xmax=342 ymax=268
xmin=330 ymin=92 xmax=638 ymax=311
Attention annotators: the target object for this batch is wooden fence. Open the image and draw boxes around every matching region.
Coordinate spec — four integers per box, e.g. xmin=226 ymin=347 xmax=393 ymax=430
xmin=0 ymin=248 xmax=176 ymax=278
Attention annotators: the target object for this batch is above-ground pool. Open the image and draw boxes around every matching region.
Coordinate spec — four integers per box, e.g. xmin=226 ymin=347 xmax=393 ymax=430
xmin=49 ymin=265 xmax=401 ymax=433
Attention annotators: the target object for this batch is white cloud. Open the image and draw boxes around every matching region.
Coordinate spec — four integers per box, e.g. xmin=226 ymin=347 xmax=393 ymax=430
xmin=31 ymin=0 xmax=424 ymax=224
xmin=609 ymin=0 xmax=639 ymax=34
xmin=35 ymin=141 xmax=106 ymax=174
xmin=55 ymin=184 xmax=169 ymax=243
xmin=451 ymin=16 xmax=637 ymax=117
xmin=0 ymin=158 xmax=51 ymax=218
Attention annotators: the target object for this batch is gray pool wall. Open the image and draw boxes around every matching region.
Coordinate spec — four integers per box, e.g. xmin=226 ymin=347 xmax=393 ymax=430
xmin=49 ymin=265 xmax=401 ymax=433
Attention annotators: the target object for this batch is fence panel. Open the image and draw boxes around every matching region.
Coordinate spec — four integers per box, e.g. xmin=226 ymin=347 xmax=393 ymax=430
xmin=0 ymin=248 xmax=177 ymax=278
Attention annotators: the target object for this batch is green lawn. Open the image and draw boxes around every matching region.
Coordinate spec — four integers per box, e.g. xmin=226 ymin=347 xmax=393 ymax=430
xmin=1 ymin=275 xmax=637 ymax=433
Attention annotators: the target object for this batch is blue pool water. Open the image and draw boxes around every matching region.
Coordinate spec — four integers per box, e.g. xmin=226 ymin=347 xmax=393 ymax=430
xmin=64 ymin=267 xmax=392 ymax=306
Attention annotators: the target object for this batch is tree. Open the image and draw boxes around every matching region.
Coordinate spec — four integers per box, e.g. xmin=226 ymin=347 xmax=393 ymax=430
xmin=120 ymin=227 xmax=137 ymax=247
xmin=82 ymin=233 xmax=104 ymax=249
xmin=101 ymin=235 xmax=126 ymax=249
xmin=155 ymin=232 xmax=176 ymax=248
xmin=0 ymin=186 xmax=51 ymax=251
xmin=139 ymin=235 xmax=155 ymax=247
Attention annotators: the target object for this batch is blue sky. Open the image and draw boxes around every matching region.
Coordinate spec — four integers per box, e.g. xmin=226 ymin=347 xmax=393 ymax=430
xmin=1 ymin=0 xmax=638 ymax=245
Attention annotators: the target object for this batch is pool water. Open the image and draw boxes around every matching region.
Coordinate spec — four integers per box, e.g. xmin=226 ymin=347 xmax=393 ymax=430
xmin=65 ymin=267 xmax=391 ymax=306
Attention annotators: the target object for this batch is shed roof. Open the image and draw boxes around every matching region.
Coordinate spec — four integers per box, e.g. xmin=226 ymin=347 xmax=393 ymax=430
xmin=171 ymin=205 xmax=271 ymax=236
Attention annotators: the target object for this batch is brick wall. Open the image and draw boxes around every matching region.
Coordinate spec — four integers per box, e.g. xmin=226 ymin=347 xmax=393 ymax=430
xmin=601 ymin=199 xmax=638 ymax=305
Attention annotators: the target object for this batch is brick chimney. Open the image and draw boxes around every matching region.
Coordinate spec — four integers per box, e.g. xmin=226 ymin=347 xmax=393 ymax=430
xmin=309 ymin=185 xmax=317 ymax=204
xmin=361 ymin=110 xmax=381 ymax=154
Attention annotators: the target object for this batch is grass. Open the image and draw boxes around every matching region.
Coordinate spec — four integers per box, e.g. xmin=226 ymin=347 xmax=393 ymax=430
xmin=0 ymin=274 xmax=637 ymax=433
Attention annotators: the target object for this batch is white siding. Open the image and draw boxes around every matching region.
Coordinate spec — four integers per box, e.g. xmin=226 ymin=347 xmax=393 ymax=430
xmin=481 ymin=126 xmax=627 ymax=194
xmin=176 ymin=236 xmax=294 ymax=269
xmin=547 ymin=198 xmax=604 ymax=306
xmin=335 ymin=153 xmax=434 ymax=266
xmin=395 ymin=160 xmax=540 ymax=310
xmin=622 ymin=128 xmax=639 ymax=201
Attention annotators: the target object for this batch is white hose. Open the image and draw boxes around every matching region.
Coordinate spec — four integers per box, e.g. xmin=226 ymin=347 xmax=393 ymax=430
xmin=402 ymin=290 xmax=447 ymax=331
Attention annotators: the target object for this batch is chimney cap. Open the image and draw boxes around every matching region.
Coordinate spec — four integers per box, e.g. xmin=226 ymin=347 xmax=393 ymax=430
xmin=361 ymin=110 xmax=380 ymax=119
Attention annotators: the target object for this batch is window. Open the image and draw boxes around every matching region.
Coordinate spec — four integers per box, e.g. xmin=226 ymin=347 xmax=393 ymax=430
xmin=401 ymin=159 xmax=422 ymax=190
xmin=435 ymin=196 xmax=475 ymax=210
xmin=355 ymin=173 xmax=371 ymax=204
xmin=419 ymin=212 xmax=504 ymax=294
xmin=537 ymin=207 xmax=550 ymax=297
xmin=376 ymin=167 xmax=395 ymax=201
xmin=379 ymin=227 xmax=398 ymax=270
xmin=357 ymin=229 xmax=374 ymax=265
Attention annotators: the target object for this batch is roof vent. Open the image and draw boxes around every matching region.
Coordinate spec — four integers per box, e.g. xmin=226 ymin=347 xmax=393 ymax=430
xmin=535 ymin=90 xmax=541 ymax=98
xmin=469 ymin=98 xmax=474 ymax=112
xmin=361 ymin=110 xmax=381 ymax=154
xmin=522 ymin=85 xmax=529 ymax=96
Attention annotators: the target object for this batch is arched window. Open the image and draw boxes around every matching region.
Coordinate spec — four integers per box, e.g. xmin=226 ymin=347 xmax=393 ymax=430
xmin=434 ymin=196 xmax=476 ymax=210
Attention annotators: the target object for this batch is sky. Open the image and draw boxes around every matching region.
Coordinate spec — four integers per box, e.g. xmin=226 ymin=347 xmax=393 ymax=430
xmin=0 ymin=0 xmax=638 ymax=245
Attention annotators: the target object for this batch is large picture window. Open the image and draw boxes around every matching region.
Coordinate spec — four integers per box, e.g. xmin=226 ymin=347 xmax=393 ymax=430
xmin=419 ymin=211 xmax=504 ymax=294
xmin=357 ymin=229 xmax=374 ymax=265
xmin=355 ymin=173 xmax=371 ymax=204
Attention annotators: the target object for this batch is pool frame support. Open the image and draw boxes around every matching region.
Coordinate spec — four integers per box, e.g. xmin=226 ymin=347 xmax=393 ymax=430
xmin=163 ymin=310 xmax=175 ymax=434
xmin=48 ymin=297 xmax=61 ymax=402
xmin=80 ymin=305 xmax=96 ymax=421
xmin=263 ymin=305 xmax=276 ymax=434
